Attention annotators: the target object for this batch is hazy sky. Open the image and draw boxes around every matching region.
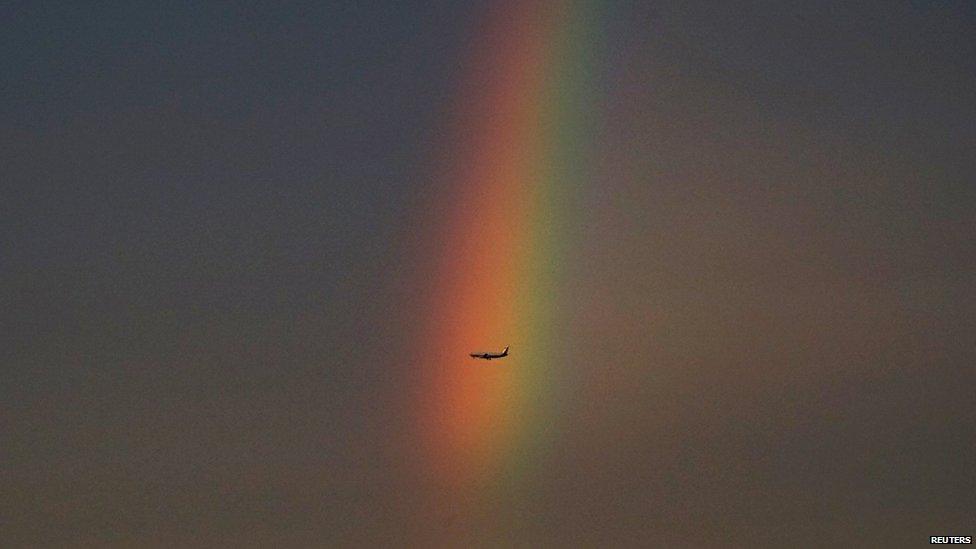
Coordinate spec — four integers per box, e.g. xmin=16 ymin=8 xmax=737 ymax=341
xmin=3 ymin=1 xmax=974 ymax=546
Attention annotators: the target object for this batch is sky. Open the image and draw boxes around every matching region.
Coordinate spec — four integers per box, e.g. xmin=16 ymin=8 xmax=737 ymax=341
xmin=2 ymin=1 xmax=974 ymax=546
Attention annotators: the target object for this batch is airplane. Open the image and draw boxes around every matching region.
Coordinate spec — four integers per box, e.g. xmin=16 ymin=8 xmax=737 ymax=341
xmin=470 ymin=346 xmax=509 ymax=360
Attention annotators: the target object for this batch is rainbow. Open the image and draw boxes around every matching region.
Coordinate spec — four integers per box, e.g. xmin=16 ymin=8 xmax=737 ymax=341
xmin=412 ymin=0 xmax=605 ymax=516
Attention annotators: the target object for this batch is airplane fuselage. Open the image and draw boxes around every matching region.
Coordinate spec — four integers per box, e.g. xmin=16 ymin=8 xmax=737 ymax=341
xmin=470 ymin=346 xmax=509 ymax=360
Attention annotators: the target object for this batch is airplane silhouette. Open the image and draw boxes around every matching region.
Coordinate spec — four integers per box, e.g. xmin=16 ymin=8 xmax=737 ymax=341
xmin=470 ymin=346 xmax=509 ymax=360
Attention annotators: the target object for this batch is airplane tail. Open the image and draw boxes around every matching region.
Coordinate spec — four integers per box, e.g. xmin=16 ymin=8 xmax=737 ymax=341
xmin=502 ymin=345 xmax=509 ymax=356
